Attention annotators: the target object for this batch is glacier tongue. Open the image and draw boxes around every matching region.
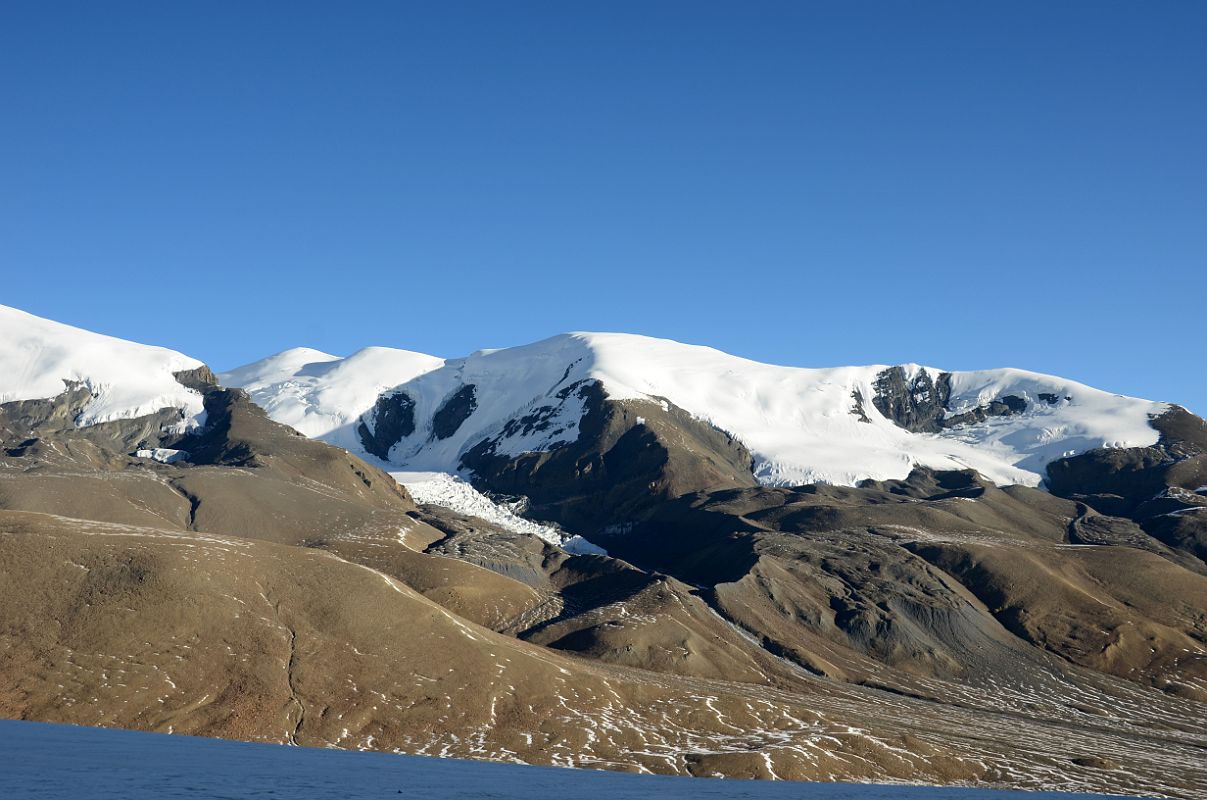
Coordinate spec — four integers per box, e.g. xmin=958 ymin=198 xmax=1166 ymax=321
xmin=393 ymin=471 xmax=606 ymax=555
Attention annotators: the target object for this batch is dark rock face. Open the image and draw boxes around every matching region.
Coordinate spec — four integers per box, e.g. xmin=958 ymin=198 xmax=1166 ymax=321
xmin=1153 ymin=404 xmax=1207 ymax=455
xmin=431 ymin=385 xmax=477 ymax=440
xmin=0 ymin=382 xmax=96 ymax=439
xmin=946 ymin=394 xmax=1027 ymax=426
xmin=357 ymin=391 xmax=416 ymax=460
xmin=1146 ymin=506 xmax=1207 ymax=565
xmin=461 ymin=381 xmax=756 ymax=533
xmin=1046 ymin=446 xmax=1173 ymax=515
xmin=850 ymin=389 xmax=872 ymax=423
xmin=172 ymin=366 xmax=219 ymax=393
xmin=0 ymin=368 xmax=218 ymax=461
xmin=0 ymin=381 xmax=191 ymax=460
xmin=1046 ymin=405 xmax=1207 ymax=562
xmin=871 ymin=368 xmax=952 ymax=433
xmin=171 ymin=388 xmax=262 ymax=466
xmin=870 ymin=367 xmax=1029 ymax=432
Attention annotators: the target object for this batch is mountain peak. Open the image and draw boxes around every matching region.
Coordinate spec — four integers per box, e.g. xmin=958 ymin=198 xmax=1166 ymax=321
xmin=0 ymin=304 xmax=205 ymax=428
xmin=219 ymin=327 xmax=1166 ymax=489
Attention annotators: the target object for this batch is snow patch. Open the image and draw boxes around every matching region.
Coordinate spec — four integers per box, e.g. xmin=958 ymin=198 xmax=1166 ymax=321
xmin=133 ymin=448 xmax=190 ymax=464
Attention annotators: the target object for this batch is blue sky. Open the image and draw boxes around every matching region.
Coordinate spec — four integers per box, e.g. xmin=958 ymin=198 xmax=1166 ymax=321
xmin=2 ymin=2 xmax=1204 ymax=410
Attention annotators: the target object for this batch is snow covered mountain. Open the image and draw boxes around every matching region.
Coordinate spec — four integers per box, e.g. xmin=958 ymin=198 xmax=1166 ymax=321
xmin=218 ymin=346 xmax=444 ymax=454
xmin=0 ymin=301 xmax=1173 ymax=515
xmin=224 ymin=331 xmax=1168 ymax=490
xmin=4 ymin=304 xmax=1207 ymax=797
xmin=0 ymin=304 xmax=206 ymax=430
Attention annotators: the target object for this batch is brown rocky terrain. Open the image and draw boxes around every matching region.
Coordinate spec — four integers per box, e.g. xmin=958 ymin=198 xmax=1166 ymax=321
xmin=2 ymin=368 xmax=1207 ymax=797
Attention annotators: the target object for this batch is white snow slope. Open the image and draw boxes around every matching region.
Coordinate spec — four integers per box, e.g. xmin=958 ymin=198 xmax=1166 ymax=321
xmin=0 ymin=304 xmax=206 ymax=429
xmin=228 ymin=332 xmax=1168 ymax=489
xmin=218 ymin=346 xmax=445 ymax=454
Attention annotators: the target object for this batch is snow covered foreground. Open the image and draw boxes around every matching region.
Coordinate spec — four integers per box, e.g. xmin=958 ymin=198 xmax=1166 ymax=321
xmin=392 ymin=470 xmax=605 ymax=555
xmin=0 ymin=720 xmax=1135 ymax=800
xmin=226 ymin=331 xmax=1168 ymax=489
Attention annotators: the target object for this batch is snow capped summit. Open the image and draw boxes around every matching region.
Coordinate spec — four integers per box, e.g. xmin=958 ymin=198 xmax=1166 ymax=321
xmin=218 ymin=345 xmax=445 ymax=453
xmin=0 ymin=304 xmax=206 ymax=429
xmin=226 ymin=330 xmax=1169 ymax=489
xmin=2 ymin=300 xmax=1166 ymax=492
xmin=219 ymin=347 xmax=342 ymax=387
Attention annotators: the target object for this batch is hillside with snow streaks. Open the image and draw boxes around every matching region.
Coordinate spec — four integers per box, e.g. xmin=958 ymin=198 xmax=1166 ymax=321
xmin=279 ymin=332 xmax=1164 ymax=488
xmin=218 ymin=346 xmax=445 ymax=454
xmin=0 ymin=304 xmax=206 ymax=428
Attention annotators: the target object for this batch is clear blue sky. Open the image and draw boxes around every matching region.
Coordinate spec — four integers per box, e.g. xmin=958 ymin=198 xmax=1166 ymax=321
xmin=2 ymin=2 xmax=1204 ymax=410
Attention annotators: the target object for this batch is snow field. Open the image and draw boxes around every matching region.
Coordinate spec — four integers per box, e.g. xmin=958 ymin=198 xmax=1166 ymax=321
xmin=0 ymin=304 xmax=206 ymax=428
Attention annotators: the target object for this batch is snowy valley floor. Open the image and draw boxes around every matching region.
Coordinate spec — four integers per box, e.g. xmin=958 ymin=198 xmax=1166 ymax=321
xmin=0 ymin=720 xmax=1145 ymax=800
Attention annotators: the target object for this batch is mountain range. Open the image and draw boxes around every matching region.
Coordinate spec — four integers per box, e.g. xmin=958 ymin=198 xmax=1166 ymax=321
xmin=1 ymin=303 xmax=1205 ymax=798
